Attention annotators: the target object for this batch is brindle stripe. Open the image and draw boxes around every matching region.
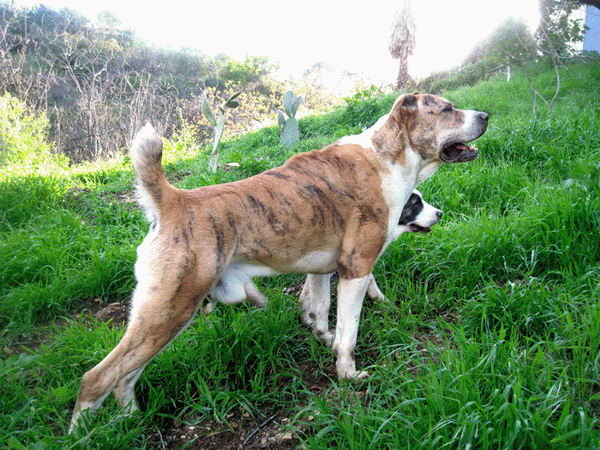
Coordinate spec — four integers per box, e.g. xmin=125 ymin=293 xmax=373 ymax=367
xmin=208 ymin=215 xmax=225 ymax=267
xmin=187 ymin=210 xmax=196 ymax=238
xmin=264 ymin=171 xmax=291 ymax=180
xmin=225 ymin=212 xmax=237 ymax=231
xmin=287 ymin=163 xmax=356 ymax=201
xmin=181 ymin=228 xmax=190 ymax=250
xmin=247 ymin=194 xmax=289 ymax=236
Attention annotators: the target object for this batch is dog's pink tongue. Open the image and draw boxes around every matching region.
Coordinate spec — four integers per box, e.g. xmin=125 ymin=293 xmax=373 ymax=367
xmin=456 ymin=143 xmax=478 ymax=152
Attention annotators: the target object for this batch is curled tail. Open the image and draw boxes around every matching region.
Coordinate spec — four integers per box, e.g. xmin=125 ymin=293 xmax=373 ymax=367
xmin=130 ymin=123 xmax=170 ymax=222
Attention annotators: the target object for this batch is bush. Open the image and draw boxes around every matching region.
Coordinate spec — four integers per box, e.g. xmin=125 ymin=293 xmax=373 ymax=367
xmin=0 ymin=93 xmax=67 ymax=172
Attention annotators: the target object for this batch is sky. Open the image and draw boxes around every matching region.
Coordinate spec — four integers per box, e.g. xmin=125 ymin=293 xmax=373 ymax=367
xmin=14 ymin=0 xmax=541 ymax=88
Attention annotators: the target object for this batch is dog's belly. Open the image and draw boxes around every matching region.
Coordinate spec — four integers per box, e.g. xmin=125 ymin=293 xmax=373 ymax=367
xmin=210 ymin=251 xmax=338 ymax=304
xmin=286 ymin=250 xmax=339 ymax=274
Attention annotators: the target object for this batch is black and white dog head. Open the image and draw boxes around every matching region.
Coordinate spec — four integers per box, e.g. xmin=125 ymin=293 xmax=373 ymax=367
xmin=398 ymin=190 xmax=442 ymax=234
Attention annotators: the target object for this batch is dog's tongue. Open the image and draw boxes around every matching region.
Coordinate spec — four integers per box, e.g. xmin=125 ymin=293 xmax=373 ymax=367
xmin=409 ymin=224 xmax=431 ymax=233
xmin=442 ymin=142 xmax=479 ymax=163
xmin=455 ymin=143 xmax=477 ymax=152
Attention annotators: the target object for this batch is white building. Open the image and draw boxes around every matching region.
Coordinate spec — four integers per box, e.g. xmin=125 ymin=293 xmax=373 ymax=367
xmin=583 ymin=5 xmax=600 ymax=53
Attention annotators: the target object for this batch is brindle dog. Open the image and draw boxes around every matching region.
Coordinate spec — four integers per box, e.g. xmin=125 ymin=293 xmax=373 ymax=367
xmin=69 ymin=93 xmax=488 ymax=432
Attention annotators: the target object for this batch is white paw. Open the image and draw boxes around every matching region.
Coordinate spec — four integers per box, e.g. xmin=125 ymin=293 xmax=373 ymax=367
xmin=300 ymin=311 xmax=313 ymax=327
xmin=202 ymin=302 xmax=215 ymax=315
xmin=339 ymin=369 xmax=370 ymax=380
xmin=314 ymin=329 xmax=334 ymax=347
xmin=252 ymin=298 xmax=267 ymax=309
xmin=354 ymin=370 xmax=370 ymax=379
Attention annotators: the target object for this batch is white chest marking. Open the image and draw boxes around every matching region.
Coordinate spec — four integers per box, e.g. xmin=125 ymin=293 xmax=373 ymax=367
xmin=337 ymin=115 xmax=426 ymax=250
xmin=379 ymin=150 xmax=423 ymax=249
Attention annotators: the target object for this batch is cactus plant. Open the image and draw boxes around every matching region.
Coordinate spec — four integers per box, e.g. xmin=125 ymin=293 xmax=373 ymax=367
xmin=202 ymin=92 xmax=241 ymax=172
xmin=277 ymin=91 xmax=302 ymax=149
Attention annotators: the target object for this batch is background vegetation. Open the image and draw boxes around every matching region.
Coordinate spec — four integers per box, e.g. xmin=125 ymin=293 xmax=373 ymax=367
xmin=0 ymin=2 xmax=344 ymax=162
xmin=1 ymin=57 xmax=599 ymax=447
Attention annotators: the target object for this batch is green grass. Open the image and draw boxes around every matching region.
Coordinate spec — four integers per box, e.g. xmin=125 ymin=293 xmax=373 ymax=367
xmin=1 ymin=61 xmax=599 ymax=448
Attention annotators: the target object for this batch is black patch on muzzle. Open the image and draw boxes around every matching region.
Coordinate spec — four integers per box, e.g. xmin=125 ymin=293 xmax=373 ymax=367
xmin=398 ymin=193 xmax=424 ymax=225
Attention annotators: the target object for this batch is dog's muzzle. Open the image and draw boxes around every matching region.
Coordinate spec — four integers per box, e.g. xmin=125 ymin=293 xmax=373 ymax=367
xmin=440 ymin=112 xmax=489 ymax=163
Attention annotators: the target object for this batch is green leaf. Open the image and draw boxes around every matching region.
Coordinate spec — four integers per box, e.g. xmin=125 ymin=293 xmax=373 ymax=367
xmin=291 ymin=96 xmax=302 ymax=117
xmin=281 ymin=116 xmax=299 ymax=149
xmin=209 ymin=114 xmax=226 ymax=172
xmin=7 ymin=437 xmax=26 ymax=449
xmin=201 ymin=97 xmax=216 ymax=126
xmin=277 ymin=110 xmax=286 ymax=127
xmin=212 ymin=114 xmax=226 ymax=154
xmin=224 ymin=100 xmax=240 ymax=108
xmin=225 ymin=92 xmax=242 ymax=103
xmin=283 ymin=91 xmax=295 ymax=117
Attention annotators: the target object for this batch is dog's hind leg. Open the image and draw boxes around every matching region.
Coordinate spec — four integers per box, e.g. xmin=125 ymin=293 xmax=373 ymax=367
xmin=112 ymin=365 xmax=146 ymax=414
xmin=69 ymin=258 xmax=208 ymax=433
xmin=366 ymin=274 xmax=386 ymax=301
xmin=243 ymin=280 xmax=268 ymax=308
xmin=307 ymin=274 xmax=333 ymax=346
xmin=299 ymin=279 xmax=313 ymax=327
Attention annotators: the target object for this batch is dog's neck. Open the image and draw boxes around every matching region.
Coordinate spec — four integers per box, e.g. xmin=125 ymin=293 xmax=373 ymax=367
xmin=339 ymin=114 xmax=440 ymax=190
xmin=338 ymin=116 xmax=439 ymax=245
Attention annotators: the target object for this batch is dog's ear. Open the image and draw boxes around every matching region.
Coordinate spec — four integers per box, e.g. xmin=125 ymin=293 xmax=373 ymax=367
xmin=398 ymin=93 xmax=418 ymax=111
xmin=388 ymin=93 xmax=418 ymax=126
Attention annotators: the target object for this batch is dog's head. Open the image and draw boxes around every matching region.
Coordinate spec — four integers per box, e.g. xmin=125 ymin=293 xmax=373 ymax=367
xmin=397 ymin=190 xmax=442 ymax=234
xmin=374 ymin=93 xmax=488 ymax=164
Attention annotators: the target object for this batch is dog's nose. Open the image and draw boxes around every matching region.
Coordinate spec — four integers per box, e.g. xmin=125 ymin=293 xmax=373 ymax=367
xmin=478 ymin=112 xmax=489 ymax=122
xmin=436 ymin=210 xmax=443 ymax=219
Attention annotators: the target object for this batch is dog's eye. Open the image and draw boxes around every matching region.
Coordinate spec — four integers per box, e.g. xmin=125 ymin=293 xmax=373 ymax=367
xmin=442 ymin=106 xmax=453 ymax=113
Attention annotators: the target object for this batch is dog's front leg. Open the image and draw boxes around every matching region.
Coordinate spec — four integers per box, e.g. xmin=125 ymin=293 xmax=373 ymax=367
xmin=332 ymin=275 xmax=371 ymax=379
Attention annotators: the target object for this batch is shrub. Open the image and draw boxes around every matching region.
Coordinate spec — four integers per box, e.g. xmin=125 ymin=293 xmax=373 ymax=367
xmin=0 ymin=93 xmax=67 ymax=173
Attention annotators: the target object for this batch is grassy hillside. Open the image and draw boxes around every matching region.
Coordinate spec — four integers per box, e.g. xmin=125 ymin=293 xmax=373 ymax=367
xmin=1 ymin=61 xmax=599 ymax=448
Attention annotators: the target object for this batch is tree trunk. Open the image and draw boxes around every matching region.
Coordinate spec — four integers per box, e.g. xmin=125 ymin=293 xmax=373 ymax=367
xmin=396 ymin=58 xmax=409 ymax=90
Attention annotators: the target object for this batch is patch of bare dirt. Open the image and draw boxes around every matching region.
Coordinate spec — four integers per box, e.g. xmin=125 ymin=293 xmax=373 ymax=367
xmin=282 ymin=281 xmax=304 ymax=297
xmin=97 ymin=190 xmax=136 ymax=204
xmin=403 ymin=325 xmax=451 ymax=377
xmin=299 ymin=362 xmax=333 ymax=395
xmin=150 ymin=359 xmax=333 ymax=449
xmin=170 ymin=170 xmax=193 ymax=183
xmin=154 ymin=412 xmax=299 ymax=449
xmin=3 ymin=297 xmax=128 ymax=355
xmin=75 ymin=297 xmax=128 ymax=326
xmin=94 ymin=302 xmax=128 ymax=324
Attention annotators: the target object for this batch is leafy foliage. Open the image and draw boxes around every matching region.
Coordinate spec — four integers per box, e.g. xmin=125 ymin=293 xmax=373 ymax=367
xmin=415 ymin=5 xmax=588 ymax=94
xmin=537 ymin=0 xmax=587 ymax=57
xmin=0 ymin=94 xmax=67 ymax=171
xmin=0 ymin=4 xmax=339 ymax=162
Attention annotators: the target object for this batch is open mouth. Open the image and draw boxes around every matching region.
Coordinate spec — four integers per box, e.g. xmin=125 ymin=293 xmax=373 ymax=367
xmin=440 ymin=142 xmax=479 ymax=163
xmin=409 ymin=224 xmax=432 ymax=233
